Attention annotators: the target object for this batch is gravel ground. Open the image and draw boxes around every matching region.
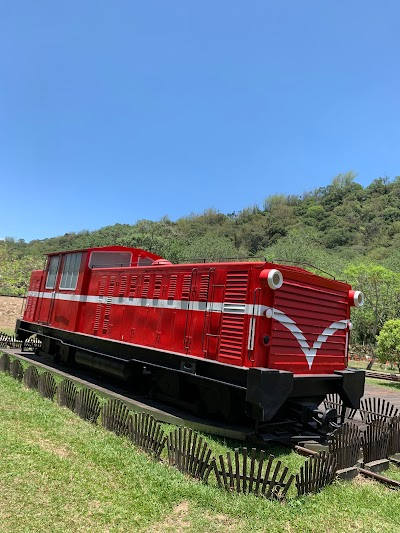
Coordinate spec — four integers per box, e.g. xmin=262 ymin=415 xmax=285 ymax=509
xmin=0 ymin=296 xmax=24 ymax=331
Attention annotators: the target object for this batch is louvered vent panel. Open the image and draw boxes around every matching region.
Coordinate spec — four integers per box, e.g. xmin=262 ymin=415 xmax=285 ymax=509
xmin=99 ymin=276 xmax=107 ymax=296
xmin=93 ymin=276 xmax=107 ymax=334
xmin=141 ymin=275 xmax=150 ymax=298
xmin=102 ymin=276 xmax=116 ymax=334
xmin=224 ymin=271 xmax=248 ymax=302
xmin=181 ymin=274 xmax=191 ymax=300
xmin=118 ymin=276 xmax=127 ymax=297
xmin=218 ymin=271 xmax=249 ymax=358
xmin=199 ymin=274 xmax=210 ymax=301
xmin=129 ymin=275 xmax=137 ymax=297
xmin=168 ymin=275 xmax=177 ymax=299
xmin=153 ymin=275 xmax=162 ymax=298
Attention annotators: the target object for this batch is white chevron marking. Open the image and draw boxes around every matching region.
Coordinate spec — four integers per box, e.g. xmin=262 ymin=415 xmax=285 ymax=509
xmin=267 ymin=307 xmax=348 ymax=369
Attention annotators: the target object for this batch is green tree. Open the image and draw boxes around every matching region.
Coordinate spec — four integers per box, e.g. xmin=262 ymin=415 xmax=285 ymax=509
xmin=344 ymin=263 xmax=400 ymax=344
xmin=376 ymin=319 xmax=400 ymax=372
xmin=181 ymin=235 xmax=247 ymax=262
xmin=0 ymin=244 xmax=43 ymax=296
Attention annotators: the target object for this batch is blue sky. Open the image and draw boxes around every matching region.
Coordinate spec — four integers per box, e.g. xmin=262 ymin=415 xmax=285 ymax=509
xmin=1 ymin=1 xmax=399 ymax=242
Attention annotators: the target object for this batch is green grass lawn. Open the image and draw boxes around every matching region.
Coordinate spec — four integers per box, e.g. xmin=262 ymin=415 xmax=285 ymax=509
xmin=1 ymin=372 xmax=400 ymax=532
xmin=365 ymin=377 xmax=400 ymax=392
xmin=0 ymin=328 xmax=16 ymax=336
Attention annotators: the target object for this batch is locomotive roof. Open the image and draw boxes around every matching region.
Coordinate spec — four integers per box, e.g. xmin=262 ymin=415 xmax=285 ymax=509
xmin=45 ymin=245 xmax=163 ymax=260
xmin=43 ymin=245 xmax=347 ymax=286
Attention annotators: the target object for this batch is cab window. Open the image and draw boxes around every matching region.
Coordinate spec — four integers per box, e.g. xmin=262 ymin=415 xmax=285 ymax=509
xmin=45 ymin=256 xmax=60 ymax=289
xmin=89 ymin=251 xmax=132 ymax=268
xmin=60 ymin=253 xmax=82 ymax=290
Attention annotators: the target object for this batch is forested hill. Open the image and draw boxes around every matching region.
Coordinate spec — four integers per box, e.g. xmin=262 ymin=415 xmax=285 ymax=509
xmin=4 ymin=173 xmax=400 ymax=270
xmin=1 ymin=173 xmax=400 ymax=344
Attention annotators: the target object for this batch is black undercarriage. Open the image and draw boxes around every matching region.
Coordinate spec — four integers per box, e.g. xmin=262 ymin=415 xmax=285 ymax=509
xmin=16 ymin=319 xmax=365 ymax=440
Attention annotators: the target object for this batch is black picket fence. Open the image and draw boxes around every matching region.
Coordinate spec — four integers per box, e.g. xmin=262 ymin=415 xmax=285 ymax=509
xmin=0 ymin=332 xmax=41 ymax=351
xmin=1 ymin=352 xmax=400 ymax=500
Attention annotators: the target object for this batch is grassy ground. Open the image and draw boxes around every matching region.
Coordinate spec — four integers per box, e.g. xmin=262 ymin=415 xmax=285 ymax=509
xmin=0 ymin=328 xmax=16 ymax=336
xmin=1 ymin=372 xmax=400 ymax=532
xmin=365 ymin=377 xmax=400 ymax=392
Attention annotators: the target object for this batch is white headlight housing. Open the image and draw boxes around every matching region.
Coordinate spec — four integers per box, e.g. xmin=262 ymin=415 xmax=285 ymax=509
xmin=267 ymin=269 xmax=283 ymax=290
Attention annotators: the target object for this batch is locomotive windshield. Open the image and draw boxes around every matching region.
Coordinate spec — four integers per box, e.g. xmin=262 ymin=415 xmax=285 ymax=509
xmin=89 ymin=251 xmax=132 ymax=269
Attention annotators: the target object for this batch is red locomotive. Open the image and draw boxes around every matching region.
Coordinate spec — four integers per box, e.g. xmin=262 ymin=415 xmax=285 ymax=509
xmin=16 ymin=245 xmax=365 ymax=426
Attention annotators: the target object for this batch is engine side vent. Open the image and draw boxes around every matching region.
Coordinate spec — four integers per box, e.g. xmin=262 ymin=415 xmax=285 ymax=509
xmin=141 ymin=275 xmax=150 ymax=298
xmin=218 ymin=271 xmax=249 ymax=359
xmin=129 ymin=275 xmax=137 ymax=297
xmin=102 ymin=276 xmax=116 ymax=334
xmin=118 ymin=276 xmax=127 ymax=297
xmin=153 ymin=275 xmax=162 ymax=299
xmin=199 ymin=274 xmax=210 ymax=301
xmin=168 ymin=274 xmax=177 ymax=300
xmin=181 ymin=274 xmax=191 ymax=300
xmin=93 ymin=275 xmax=107 ymax=334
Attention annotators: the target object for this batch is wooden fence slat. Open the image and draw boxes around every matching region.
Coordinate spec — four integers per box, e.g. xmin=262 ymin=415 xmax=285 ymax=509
xmin=261 ymin=455 xmax=274 ymax=495
xmin=23 ymin=365 xmax=39 ymax=390
xmin=360 ymin=397 xmax=399 ymax=424
xmin=74 ymin=388 xmax=101 ymax=423
xmin=242 ymin=447 xmax=248 ymax=494
xmin=254 ymin=450 xmax=265 ymax=496
xmin=296 ymin=452 xmax=337 ymax=496
xmin=0 ymin=353 xmax=11 ymax=373
xmin=363 ymin=419 xmax=390 ymax=464
xmin=127 ymin=412 xmax=166 ymax=458
xmin=235 ymin=449 xmax=241 ymax=493
xmin=329 ymin=423 xmax=362 ymax=469
xmin=57 ymin=379 xmax=78 ymax=411
xmin=166 ymin=428 xmax=214 ymax=480
xmin=248 ymin=448 xmax=257 ymax=494
xmin=10 ymin=359 xmax=24 ymax=381
xmin=213 ymin=449 xmax=293 ymax=501
xmin=388 ymin=416 xmax=400 ymax=456
xmin=38 ymin=371 xmax=56 ymax=400
xmin=101 ymin=399 xmax=130 ymax=436
xmin=265 ymin=460 xmax=281 ymax=500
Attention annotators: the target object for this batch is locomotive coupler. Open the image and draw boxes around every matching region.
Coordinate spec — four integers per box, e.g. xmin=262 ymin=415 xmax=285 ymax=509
xmin=287 ymin=401 xmax=339 ymax=432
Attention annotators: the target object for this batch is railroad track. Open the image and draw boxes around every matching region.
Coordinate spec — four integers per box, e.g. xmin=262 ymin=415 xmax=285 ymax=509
xmin=365 ymin=370 xmax=400 ymax=382
xmin=349 ymin=368 xmax=400 ymax=382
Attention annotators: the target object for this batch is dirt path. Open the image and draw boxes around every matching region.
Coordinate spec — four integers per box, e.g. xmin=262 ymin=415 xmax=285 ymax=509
xmin=364 ymin=382 xmax=400 ymax=411
xmin=0 ymin=296 xmax=24 ymax=331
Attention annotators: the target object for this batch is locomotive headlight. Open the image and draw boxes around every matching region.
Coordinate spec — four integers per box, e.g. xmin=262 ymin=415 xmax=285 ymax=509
xmin=349 ymin=290 xmax=364 ymax=307
xmin=259 ymin=268 xmax=284 ymax=290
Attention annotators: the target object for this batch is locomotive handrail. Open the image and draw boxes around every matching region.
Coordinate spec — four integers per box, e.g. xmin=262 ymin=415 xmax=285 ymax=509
xmin=271 ymin=259 xmax=336 ymax=279
xmin=178 ymin=257 xmax=267 ymax=264
xmin=247 ymin=288 xmax=261 ymax=362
